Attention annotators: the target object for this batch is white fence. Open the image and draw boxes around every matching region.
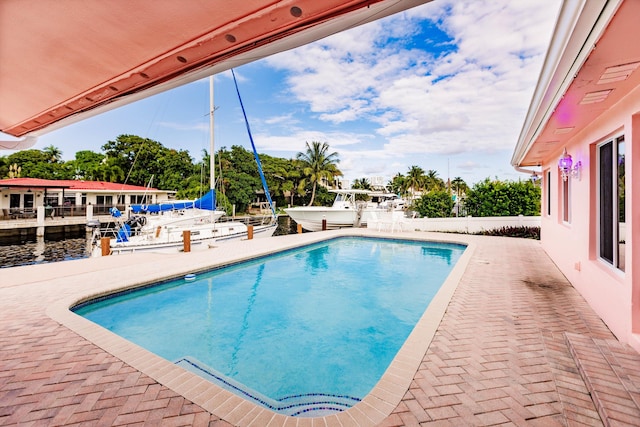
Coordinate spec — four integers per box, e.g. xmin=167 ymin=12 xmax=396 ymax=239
xmin=367 ymin=212 xmax=541 ymax=234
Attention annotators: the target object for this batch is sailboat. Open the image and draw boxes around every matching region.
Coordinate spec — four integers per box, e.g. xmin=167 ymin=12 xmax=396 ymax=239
xmin=91 ymin=73 xmax=277 ymax=256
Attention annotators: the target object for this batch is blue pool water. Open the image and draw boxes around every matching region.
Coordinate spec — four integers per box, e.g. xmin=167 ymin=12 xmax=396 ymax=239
xmin=74 ymin=237 xmax=465 ymax=415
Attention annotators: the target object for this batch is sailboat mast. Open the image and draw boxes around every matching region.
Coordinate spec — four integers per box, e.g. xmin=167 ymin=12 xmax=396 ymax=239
xmin=209 ymin=76 xmax=215 ymax=191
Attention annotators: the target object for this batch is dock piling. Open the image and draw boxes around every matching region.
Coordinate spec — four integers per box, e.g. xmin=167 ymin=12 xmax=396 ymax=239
xmin=183 ymin=231 xmax=191 ymax=252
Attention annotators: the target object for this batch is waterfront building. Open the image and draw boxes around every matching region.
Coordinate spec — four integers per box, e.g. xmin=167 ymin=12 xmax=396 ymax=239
xmin=0 ymin=177 xmax=171 ymax=220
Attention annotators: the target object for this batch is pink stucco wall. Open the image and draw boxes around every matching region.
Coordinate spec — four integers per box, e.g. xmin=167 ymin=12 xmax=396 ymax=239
xmin=539 ymin=85 xmax=639 ymax=352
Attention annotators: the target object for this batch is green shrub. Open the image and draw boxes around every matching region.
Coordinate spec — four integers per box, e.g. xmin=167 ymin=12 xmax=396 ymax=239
xmin=475 ymin=226 xmax=540 ymax=240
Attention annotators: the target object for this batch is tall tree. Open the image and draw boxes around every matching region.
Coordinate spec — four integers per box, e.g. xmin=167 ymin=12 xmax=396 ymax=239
xmin=5 ymin=149 xmax=69 ymax=179
xmin=43 ymin=145 xmax=62 ymax=163
xmin=68 ymin=150 xmax=104 ymax=180
xmin=405 ymin=165 xmax=425 ymax=199
xmin=424 ymin=169 xmax=445 ymax=191
xmin=352 ymin=177 xmax=372 ymax=190
xmin=101 ymin=134 xmax=167 ymax=186
xmin=296 ymin=141 xmax=341 ymax=206
xmin=387 ymin=173 xmax=408 ymax=198
xmin=98 ymin=157 xmax=125 ymax=183
xmin=451 ymin=176 xmax=468 ymax=196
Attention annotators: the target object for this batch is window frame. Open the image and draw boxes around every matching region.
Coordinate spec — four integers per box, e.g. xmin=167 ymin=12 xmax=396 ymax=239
xmin=596 ymin=135 xmax=625 ymax=271
xmin=561 ymin=173 xmax=571 ymax=224
xmin=545 ymin=170 xmax=551 ymax=217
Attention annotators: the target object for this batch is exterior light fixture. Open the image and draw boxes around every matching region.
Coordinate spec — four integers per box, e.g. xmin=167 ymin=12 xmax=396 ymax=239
xmin=530 ymin=172 xmax=541 ymax=186
xmin=558 ymin=148 xmax=581 ymax=181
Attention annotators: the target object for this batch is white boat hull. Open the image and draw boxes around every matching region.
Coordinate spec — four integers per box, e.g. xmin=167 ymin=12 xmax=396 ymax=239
xmin=284 ymin=207 xmax=372 ymax=232
xmin=92 ymin=221 xmax=277 ymax=256
xmin=285 ymin=189 xmax=405 ymax=232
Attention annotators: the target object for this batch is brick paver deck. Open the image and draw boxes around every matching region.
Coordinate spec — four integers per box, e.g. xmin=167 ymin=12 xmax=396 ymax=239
xmin=1 ymin=231 xmax=639 ymax=426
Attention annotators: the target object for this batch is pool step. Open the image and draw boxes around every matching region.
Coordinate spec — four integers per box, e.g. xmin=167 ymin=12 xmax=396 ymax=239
xmin=175 ymin=356 xmax=360 ymax=417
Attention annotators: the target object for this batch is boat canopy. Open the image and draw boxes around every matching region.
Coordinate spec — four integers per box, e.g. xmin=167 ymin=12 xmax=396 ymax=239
xmin=130 ymin=189 xmax=216 ymax=214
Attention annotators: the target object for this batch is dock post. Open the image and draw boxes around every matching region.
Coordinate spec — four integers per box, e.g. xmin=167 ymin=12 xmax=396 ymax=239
xmin=297 ymin=224 xmax=302 ymax=234
xmin=101 ymin=237 xmax=111 ymax=256
xmin=36 ymin=206 xmax=45 ymax=236
xmin=247 ymin=225 xmax=254 ymax=240
xmin=183 ymin=230 xmax=191 ymax=252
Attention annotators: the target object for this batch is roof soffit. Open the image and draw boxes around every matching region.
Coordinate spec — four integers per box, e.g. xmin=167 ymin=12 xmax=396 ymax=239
xmin=0 ymin=0 xmax=431 ymax=142
xmin=512 ymin=0 xmax=640 ymax=167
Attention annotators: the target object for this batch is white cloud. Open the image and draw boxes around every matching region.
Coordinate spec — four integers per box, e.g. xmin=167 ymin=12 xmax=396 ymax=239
xmin=255 ymin=130 xmax=371 ymax=153
xmin=264 ymin=114 xmax=297 ymax=125
xmin=158 ymin=121 xmax=208 ymax=132
xmin=260 ymin=0 xmax=561 ymax=184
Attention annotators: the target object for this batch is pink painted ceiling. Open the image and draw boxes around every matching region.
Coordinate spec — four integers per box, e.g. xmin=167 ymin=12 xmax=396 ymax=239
xmin=520 ymin=0 xmax=640 ymax=166
xmin=0 ymin=0 xmax=430 ymax=139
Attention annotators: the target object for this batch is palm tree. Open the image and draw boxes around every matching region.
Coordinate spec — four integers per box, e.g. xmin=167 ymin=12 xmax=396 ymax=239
xmin=424 ymin=169 xmax=445 ymax=192
xmin=451 ymin=176 xmax=468 ymax=196
xmin=387 ymin=173 xmax=407 ymax=197
xmin=406 ymin=165 xmax=425 ymax=199
xmin=352 ymin=178 xmax=372 ymax=190
xmin=296 ymin=141 xmax=342 ymax=206
xmin=43 ymin=145 xmax=62 ymax=163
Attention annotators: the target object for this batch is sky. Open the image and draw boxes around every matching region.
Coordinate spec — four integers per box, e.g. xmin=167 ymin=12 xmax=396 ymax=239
xmin=30 ymin=0 xmax=561 ymax=188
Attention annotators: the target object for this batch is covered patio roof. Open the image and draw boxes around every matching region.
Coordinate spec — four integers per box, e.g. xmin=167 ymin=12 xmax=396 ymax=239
xmin=0 ymin=0 xmax=432 ymax=150
xmin=512 ymin=0 xmax=640 ymax=167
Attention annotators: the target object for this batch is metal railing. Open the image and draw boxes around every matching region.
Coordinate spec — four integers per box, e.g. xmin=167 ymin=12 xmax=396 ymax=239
xmin=0 ymin=204 xmax=127 ymax=221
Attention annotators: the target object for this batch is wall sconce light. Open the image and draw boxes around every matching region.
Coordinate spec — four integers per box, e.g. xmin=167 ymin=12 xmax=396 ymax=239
xmin=530 ymin=172 xmax=541 ymax=186
xmin=558 ymin=148 xmax=581 ymax=181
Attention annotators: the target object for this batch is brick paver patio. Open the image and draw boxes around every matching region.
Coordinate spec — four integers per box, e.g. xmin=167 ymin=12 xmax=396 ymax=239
xmin=1 ymin=231 xmax=638 ymax=426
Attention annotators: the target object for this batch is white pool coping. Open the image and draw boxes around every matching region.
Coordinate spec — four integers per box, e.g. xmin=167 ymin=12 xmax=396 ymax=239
xmin=44 ymin=228 xmax=475 ymax=426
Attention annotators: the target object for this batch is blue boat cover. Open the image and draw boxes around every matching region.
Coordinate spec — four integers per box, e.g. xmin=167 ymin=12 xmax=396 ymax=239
xmin=129 ymin=189 xmax=216 ymax=214
xmin=116 ymin=224 xmax=131 ymax=242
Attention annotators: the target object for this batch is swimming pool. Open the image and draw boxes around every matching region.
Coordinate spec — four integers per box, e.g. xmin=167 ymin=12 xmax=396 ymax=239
xmin=74 ymin=236 xmax=465 ymax=416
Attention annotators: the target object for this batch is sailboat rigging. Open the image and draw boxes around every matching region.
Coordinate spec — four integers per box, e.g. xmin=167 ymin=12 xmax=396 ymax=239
xmin=91 ymin=73 xmax=277 ymax=256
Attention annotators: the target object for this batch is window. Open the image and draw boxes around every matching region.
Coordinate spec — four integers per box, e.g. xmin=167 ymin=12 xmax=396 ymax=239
xmin=131 ymin=195 xmax=151 ymax=204
xmin=24 ymin=194 xmax=34 ymax=210
xmin=45 ymin=195 xmax=59 ymax=207
xmin=562 ymin=175 xmax=570 ymax=223
xmin=546 ymin=170 xmax=551 ymax=216
xmin=96 ymin=195 xmax=113 ymax=206
xmin=598 ymin=136 xmax=625 ymax=271
xmin=9 ymin=194 xmax=20 ymax=209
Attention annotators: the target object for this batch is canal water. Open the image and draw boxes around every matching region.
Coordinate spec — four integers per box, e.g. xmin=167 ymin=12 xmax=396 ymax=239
xmin=0 ymin=216 xmax=298 ymax=269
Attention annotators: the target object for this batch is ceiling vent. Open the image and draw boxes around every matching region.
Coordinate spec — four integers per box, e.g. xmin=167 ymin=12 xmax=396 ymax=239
xmin=580 ymin=89 xmax=612 ymax=104
xmin=554 ymin=127 xmax=575 ymax=135
xmin=597 ymin=61 xmax=640 ymax=84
